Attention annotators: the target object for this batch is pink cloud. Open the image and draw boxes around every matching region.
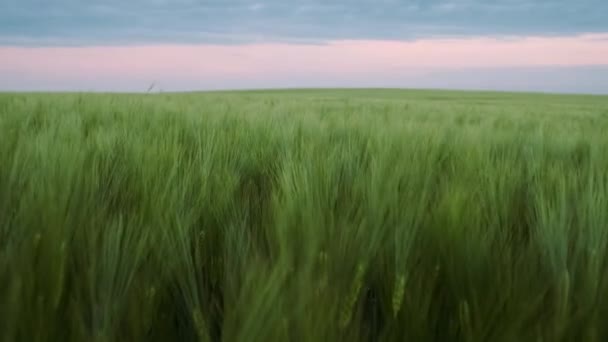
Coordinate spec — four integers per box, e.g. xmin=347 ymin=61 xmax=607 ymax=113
xmin=1 ymin=34 xmax=607 ymax=91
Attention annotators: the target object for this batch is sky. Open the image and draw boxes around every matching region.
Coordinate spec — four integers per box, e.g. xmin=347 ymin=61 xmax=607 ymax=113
xmin=1 ymin=0 xmax=607 ymax=93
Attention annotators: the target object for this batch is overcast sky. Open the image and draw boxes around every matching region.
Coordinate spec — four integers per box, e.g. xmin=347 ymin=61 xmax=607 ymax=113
xmin=1 ymin=0 xmax=607 ymax=93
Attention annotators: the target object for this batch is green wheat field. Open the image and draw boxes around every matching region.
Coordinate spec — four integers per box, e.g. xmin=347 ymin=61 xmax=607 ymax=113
xmin=1 ymin=89 xmax=608 ymax=342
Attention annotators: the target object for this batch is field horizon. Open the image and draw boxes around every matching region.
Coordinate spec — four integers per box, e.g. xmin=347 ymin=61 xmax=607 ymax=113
xmin=3 ymin=87 xmax=608 ymax=97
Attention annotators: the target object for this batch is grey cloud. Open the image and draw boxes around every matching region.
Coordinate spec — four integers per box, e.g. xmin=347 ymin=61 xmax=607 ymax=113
xmin=1 ymin=0 xmax=607 ymax=45
xmin=3 ymin=66 xmax=608 ymax=94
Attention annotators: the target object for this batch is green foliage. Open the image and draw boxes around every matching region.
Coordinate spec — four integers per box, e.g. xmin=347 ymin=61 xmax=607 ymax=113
xmin=1 ymin=90 xmax=608 ymax=341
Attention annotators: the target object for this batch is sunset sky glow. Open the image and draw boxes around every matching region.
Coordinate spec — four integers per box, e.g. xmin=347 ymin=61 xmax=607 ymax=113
xmin=1 ymin=0 xmax=607 ymax=93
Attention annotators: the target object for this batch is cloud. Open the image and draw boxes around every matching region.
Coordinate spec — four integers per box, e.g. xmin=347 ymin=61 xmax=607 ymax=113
xmin=1 ymin=34 xmax=607 ymax=93
xmin=1 ymin=0 xmax=607 ymax=45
